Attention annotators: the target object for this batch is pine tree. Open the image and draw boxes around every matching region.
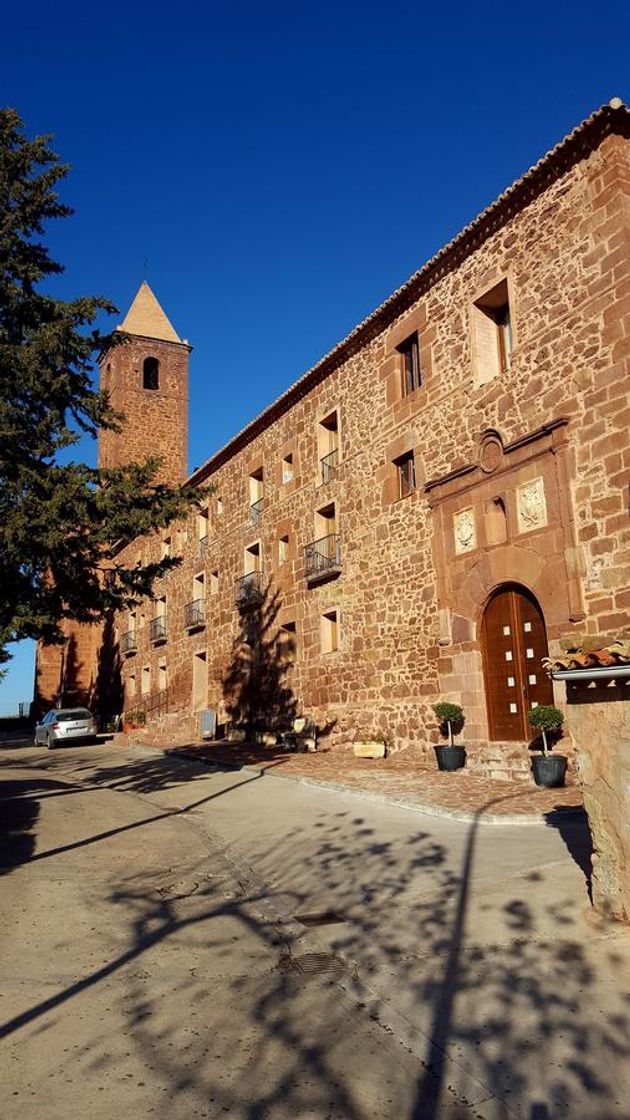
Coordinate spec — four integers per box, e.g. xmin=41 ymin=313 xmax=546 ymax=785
xmin=0 ymin=108 xmax=201 ymax=670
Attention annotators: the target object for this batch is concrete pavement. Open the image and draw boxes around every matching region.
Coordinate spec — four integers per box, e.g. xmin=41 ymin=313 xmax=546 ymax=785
xmin=1 ymin=741 xmax=629 ymax=1120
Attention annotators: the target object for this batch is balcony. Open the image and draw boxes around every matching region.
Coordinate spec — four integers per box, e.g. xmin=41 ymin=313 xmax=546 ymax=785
xmin=184 ymin=598 xmax=206 ymax=631
xmin=235 ymin=570 xmax=267 ymax=609
xmin=320 ymin=448 xmax=338 ymax=484
xmin=304 ymin=533 xmax=342 ymax=584
xmin=250 ymin=498 xmax=264 ymax=527
xmin=149 ymin=617 xmax=167 ymax=645
xmin=120 ymin=630 xmax=137 ymax=656
xmin=199 ymin=535 xmax=208 ymax=559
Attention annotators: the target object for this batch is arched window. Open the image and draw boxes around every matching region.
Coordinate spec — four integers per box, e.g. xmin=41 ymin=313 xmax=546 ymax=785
xmin=143 ymin=356 xmax=160 ymax=390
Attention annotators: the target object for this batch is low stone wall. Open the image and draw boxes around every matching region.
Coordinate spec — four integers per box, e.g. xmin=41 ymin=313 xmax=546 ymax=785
xmin=565 ymin=677 xmax=630 ymax=922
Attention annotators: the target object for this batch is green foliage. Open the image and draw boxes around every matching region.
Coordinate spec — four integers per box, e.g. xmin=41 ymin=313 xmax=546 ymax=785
xmin=125 ymin=709 xmax=146 ymax=727
xmin=0 ymin=108 xmax=202 ymax=663
xmin=433 ymin=701 xmax=465 ymax=746
xmin=433 ymin=702 xmax=464 ymax=728
xmin=527 ymin=704 xmax=563 ymax=755
xmin=526 ymin=705 xmax=564 ymax=733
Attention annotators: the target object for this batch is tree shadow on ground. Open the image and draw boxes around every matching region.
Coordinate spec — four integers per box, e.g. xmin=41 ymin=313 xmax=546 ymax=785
xmin=2 ymin=753 xmax=629 ymax=1118
xmin=0 ymin=775 xmax=69 ymax=873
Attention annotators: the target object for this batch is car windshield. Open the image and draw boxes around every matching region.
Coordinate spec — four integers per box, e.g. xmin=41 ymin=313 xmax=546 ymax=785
xmin=57 ymin=709 xmax=92 ymax=721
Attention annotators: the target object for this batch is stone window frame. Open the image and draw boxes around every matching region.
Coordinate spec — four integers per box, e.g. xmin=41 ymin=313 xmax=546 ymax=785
xmin=315 ymin=403 xmax=342 ymax=484
xmin=381 ymin=304 xmax=431 ymax=411
xmin=380 ymin=431 xmax=421 ymax=506
xmin=243 ymin=538 xmax=263 ymax=575
xmin=279 ymin=618 xmax=298 ymax=662
xmin=470 ymin=272 xmax=517 ymax=389
xmin=278 ymin=534 xmax=290 ymax=565
xmin=397 ymin=331 xmax=422 ymax=397
xmin=395 ymin=450 xmax=417 ymax=500
xmin=321 ymin=607 xmax=341 ymax=655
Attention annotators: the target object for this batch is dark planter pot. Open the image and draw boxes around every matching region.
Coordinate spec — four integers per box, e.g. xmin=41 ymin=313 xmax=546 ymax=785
xmin=531 ymin=754 xmax=567 ymax=788
xmin=434 ymin=745 xmax=466 ymax=771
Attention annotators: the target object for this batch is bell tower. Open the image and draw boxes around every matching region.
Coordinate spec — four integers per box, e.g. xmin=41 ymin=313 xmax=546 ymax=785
xmin=99 ymin=282 xmax=190 ymax=485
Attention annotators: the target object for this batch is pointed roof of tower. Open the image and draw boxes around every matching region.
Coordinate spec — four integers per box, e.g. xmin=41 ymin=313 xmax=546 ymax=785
xmin=120 ymin=281 xmax=182 ymax=343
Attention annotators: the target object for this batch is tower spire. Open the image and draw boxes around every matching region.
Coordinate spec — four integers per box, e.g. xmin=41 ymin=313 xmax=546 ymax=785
xmin=121 ymin=280 xmax=181 ymax=343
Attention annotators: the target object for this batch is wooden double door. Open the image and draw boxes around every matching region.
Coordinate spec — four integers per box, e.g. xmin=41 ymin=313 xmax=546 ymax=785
xmin=481 ymin=585 xmax=553 ymax=741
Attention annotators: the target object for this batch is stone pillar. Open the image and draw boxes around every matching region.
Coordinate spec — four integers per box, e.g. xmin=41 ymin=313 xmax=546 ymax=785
xmin=565 ymin=675 xmax=630 ymax=922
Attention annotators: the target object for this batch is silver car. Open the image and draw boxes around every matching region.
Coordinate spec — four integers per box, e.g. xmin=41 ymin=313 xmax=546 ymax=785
xmin=34 ymin=708 xmax=96 ymax=748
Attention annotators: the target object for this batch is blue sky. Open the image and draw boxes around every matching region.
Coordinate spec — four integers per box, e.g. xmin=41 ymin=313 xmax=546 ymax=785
xmin=1 ymin=0 xmax=628 ymax=713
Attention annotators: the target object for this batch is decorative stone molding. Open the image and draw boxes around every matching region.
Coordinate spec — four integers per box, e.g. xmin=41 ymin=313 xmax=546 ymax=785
xmin=454 ymin=508 xmax=476 ymax=554
xmin=516 ymin=477 xmax=548 ymax=534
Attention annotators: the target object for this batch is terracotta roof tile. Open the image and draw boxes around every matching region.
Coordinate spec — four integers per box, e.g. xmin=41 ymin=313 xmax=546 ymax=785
xmin=543 ymin=639 xmax=630 ymax=672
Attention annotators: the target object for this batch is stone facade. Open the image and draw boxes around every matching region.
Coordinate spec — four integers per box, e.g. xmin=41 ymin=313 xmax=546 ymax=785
xmin=565 ymin=678 xmax=630 ymax=921
xmin=35 ymin=103 xmax=630 ymax=780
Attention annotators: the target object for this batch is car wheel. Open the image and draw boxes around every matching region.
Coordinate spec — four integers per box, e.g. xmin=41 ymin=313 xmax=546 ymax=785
xmin=47 ymin=734 xmax=55 ymax=750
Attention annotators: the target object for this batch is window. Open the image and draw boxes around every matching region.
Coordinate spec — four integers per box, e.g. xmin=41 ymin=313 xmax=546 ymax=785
xmin=321 ymin=609 xmax=340 ymax=654
xmin=158 ymin=660 xmax=167 ymax=692
xmin=198 ymin=508 xmax=209 ymax=556
xmin=395 ymin=451 xmax=416 ymax=499
xmin=141 ymin=666 xmax=151 ymax=695
xmin=161 ymin=536 xmax=171 ymax=560
xmin=192 ymin=651 xmax=207 ymax=712
xmin=280 ymin=620 xmax=297 ymax=661
xmin=244 ymin=541 xmax=262 ymax=574
xmin=473 ymin=279 xmax=513 ymax=385
xmin=249 ymin=468 xmax=264 ymax=523
xmin=142 ymin=356 xmax=159 ymax=390
xmin=315 ymin=502 xmax=337 ymax=539
xmin=282 ymin=453 xmax=294 ymax=483
xmin=193 ymin=572 xmax=205 ymax=600
xmin=279 ymin=535 xmax=289 ymax=564
xmin=217 ymin=496 xmax=223 ymax=516
xmin=127 ymin=671 xmax=136 ymax=698
xmin=317 ymin=410 xmax=340 ymax=482
xmin=398 ymin=333 xmax=421 ymax=396
xmin=210 ymin=570 xmax=219 ymax=595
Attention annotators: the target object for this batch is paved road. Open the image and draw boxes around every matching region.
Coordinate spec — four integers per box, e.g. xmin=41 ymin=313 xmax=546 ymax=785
xmin=1 ymin=743 xmax=629 ymax=1120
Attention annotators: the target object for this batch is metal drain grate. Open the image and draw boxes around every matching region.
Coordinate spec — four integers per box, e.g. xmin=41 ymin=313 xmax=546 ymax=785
xmin=294 ymin=910 xmax=346 ymax=927
xmin=282 ymin=952 xmax=348 ymax=975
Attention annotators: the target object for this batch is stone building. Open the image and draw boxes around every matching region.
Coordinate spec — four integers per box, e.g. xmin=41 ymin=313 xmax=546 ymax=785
xmin=35 ymin=100 xmax=630 ymax=778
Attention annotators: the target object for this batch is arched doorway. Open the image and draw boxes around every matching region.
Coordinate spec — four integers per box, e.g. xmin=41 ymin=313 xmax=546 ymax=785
xmin=481 ymin=584 xmax=554 ymax=741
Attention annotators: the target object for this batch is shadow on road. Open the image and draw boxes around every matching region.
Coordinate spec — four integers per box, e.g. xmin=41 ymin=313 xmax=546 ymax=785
xmin=1 ymin=750 xmax=628 ymax=1118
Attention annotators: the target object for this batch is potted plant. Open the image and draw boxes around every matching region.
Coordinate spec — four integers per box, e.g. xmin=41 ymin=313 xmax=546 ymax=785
xmin=353 ymin=733 xmax=387 ymax=759
xmin=527 ymin=705 xmax=567 ymax=787
xmin=432 ymin=702 xmax=466 ymax=771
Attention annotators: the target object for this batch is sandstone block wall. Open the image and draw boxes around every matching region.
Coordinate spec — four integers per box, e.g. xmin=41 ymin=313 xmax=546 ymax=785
xmin=99 ymin=334 xmax=189 ymax=486
xmin=109 ymin=125 xmax=630 ymax=768
xmin=566 ymin=679 xmax=630 ymax=921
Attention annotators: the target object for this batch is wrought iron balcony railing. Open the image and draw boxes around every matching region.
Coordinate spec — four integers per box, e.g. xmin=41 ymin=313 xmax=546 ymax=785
xmin=304 ymin=533 xmax=342 ymax=583
xmin=250 ymin=498 xmax=264 ymax=526
xmin=149 ymin=617 xmax=167 ymax=644
xmin=120 ymin=630 xmax=137 ymax=656
xmin=235 ymin=569 xmax=266 ymax=609
xmin=123 ymin=687 xmax=169 ymax=725
xmin=199 ymin=535 xmax=208 ymax=559
xmin=320 ymin=448 xmax=338 ymax=484
xmin=184 ymin=598 xmax=206 ymax=630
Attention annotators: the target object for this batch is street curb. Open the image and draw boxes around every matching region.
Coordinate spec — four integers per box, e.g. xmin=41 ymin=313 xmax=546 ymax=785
xmin=154 ymin=745 xmax=584 ymax=827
